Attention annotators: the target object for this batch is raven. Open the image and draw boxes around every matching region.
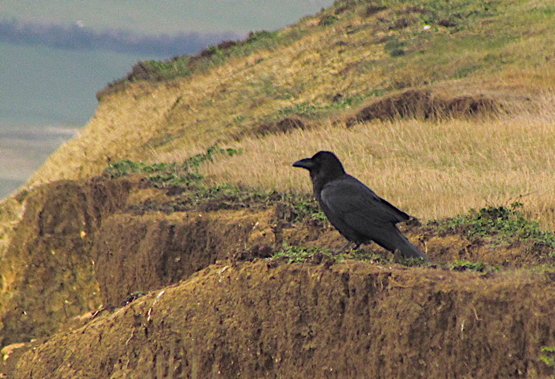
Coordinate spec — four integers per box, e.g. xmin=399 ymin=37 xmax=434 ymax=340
xmin=293 ymin=151 xmax=427 ymax=260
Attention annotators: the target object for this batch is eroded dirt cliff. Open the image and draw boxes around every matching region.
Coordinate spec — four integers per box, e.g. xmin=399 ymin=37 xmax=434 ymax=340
xmin=1 ymin=173 xmax=555 ymax=378
xmin=14 ymin=260 xmax=555 ymax=378
xmin=0 ymin=178 xmax=133 ymax=346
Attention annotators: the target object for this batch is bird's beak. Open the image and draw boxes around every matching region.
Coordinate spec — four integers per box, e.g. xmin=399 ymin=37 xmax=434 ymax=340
xmin=292 ymin=158 xmax=314 ymax=170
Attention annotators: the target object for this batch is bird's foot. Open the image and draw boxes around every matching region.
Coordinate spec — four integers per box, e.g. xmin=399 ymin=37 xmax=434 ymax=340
xmin=333 ymin=241 xmax=351 ymax=255
xmin=332 ymin=241 xmax=359 ymax=255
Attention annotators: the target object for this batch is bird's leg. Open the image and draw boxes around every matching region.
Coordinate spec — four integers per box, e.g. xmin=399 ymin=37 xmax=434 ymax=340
xmin=333 ymin=240 xmax=353 ymax=255
xmin=393 ymin=249 xmax=403 ymax=263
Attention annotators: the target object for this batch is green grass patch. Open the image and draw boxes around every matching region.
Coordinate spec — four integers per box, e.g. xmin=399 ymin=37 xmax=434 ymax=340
xmin=539 ymin=346 xmax=555 ymax=367
xmin=271 ymin=244 xmax=332 ymax=263
xmin=103 ymin=145 xmax=329 ymax=219
xmin=319 ymin=14 xmax=340 ymax=26
xmin=104 ymin=145 xmax=242 ymax=186
xmin=111 ymin=166 xmax=325 ymax=221
xmin=270 ymin=243 xmax=428 ymax=266
xmin=450 ymin=260 xmax=495 ymax=272
xmin=170 ymin=183 xmax=321 ymax=219
xmin=430 ymin=203 xmax=555 ymax=247
xmin=291 ymin=197 xmax=327 ymax=222
xmin=277 ymin=102 xmax=319 ymax=119
xmin=99 ymin=28 xmax=307 ymax=97
xmin=264 ymin=93 xmax=367 ymax=122
xmin=271 ymin=244 xmax=381 ymax=263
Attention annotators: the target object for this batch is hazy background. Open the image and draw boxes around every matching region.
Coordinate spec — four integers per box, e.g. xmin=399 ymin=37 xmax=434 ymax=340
xmin=0 ymin=0 xmax=334 ymax=198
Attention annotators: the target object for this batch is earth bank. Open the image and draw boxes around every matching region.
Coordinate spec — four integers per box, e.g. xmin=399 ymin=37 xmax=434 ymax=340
xmin=1 ymin=175 xmax=555 ymax=378
xmin=15 ymin=260 xmax=555 ymax=378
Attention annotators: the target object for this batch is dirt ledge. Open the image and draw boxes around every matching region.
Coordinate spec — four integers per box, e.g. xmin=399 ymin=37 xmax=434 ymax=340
xmin=15 ymin=260 xmax=555 ymax=378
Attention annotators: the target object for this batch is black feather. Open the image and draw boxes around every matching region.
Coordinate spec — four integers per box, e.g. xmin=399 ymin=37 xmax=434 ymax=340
xmin=293 ymin=151 xmax=427 ymax=260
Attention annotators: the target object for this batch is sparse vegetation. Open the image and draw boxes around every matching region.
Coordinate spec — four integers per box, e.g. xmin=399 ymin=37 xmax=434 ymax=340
xmin=319 ymin=14 xmax=340 ymax=26
xmin=104 ymin=145 xmax=242 ymax=186
xmin=539 ymin=346 xmax=555 ymax=369
xmin=431 ymin=203 xmax=555 ymax=247
xmin=271 ymin=244 xmax=332 ymax=263
xmin=290 ymin=197 xmax=326 ymax=222
xmin=450 ymin=260 xmax=492 ymax=272
xmin=7 ymin=2 xmax=555 ymax=376
xmin=271 ymin=243 xmax=386 ymax=263
xmin=100 ymin=29 xmax=291 ymax=90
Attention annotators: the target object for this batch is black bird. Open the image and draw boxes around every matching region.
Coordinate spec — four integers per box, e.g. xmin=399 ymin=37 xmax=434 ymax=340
xmin=293 ymin=151 xmax=427 ymax=260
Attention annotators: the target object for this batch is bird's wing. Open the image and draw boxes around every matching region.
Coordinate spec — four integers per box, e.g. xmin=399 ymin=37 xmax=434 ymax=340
xmin=320 ymin=175 xmax=410 ymax=228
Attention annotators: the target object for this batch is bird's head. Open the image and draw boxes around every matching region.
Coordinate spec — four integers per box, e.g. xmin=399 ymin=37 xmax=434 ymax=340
xmin=292 ymin=151 xmax=346 ymax=180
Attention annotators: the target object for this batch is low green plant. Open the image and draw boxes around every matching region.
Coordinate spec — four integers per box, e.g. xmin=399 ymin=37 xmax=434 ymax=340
xmin=104 ymin=145 xmax=241 ymax=187
xmin=102 ymin=27 xmax=300 ymax=93
xmin=319 ymin=14 xmax=340 ymax=26
xmin=104 ymin=160 xmax=145 ymax=177
xmin=245 ymin=30 xmax=279 ymax=45
xmin=328 ymin=94 xmax=365 ymax=110
xmin=182 ymin=183 xmax=277 ymax=211
xmin=183 ymin=186 xmax=324 ymax=222
xmin=450 ymin=260 xmax=491 ymax=272
xmin=384 ymin=38 xmax=406 ymax=54
xmin=277 ymin=102 xmax=319 ymax=118
xmin=396 ymin=255 xmax=429 ymax=267
xmin=539 ymin=346 xmax=555 ymax=367
xmin=290 ymin=198 xmax=326 ymax=222
xmin=431 ymin=202 xmax=555 ymax=247
xmin=183 ymin=145 xmax=242 ymax=172
xmin=270 ymin=243 xmax=419 ymax=264
xmin=345 ymin=248 xmax=386 ymax=262
xmin=268 ymin=94 xmax=366 ymax=122
xmin=271 ymin=244 xmax=331 ymax=263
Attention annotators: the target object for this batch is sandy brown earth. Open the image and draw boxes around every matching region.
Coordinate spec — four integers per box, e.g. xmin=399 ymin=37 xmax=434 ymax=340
xmin=13 ymin=261 xmax=555 ymax=378
xmin=4 ymin=1 xmax=555 ymax=375
xmin=0 ymin=174 xmax=554 ymax=378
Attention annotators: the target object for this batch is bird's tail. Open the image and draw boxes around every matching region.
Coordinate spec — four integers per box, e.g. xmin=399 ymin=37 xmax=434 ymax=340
xmin=376 ymin=228 xmax=428 ymax=261
xmin=395 ymin=232 xmax=427 ymax=261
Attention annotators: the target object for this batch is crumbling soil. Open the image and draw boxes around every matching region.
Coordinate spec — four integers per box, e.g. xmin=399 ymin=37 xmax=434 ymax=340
xmin=14 ymin=260 xmax=555 ymax=379
xmin=231 ymin=117 xmax=308 ymax=141
xmin=0 ymin=177 xmax=133 ymax=347
xmin=2 ymin=175 xmax=555 ymax=378
xmin=93 ymin=209 xmax=273 ymax=305
xmin=347 ymin=90 xmax=502 ymax=126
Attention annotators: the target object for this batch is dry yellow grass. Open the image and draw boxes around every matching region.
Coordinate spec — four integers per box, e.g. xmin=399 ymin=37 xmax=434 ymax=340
xmin=22 ymin=0 xmax=555 ymax=231
xmin=28 ymin=0 xmax=555 ymax=189
xmin=202 ymin=94 xmax=555 ymax=228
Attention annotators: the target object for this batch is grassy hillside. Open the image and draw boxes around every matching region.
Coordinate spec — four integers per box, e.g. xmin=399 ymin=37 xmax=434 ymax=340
xmin=25 ymin=0 xmax=555 ymax=229
xmin=4 ymin=2 xmax=555 ymax=376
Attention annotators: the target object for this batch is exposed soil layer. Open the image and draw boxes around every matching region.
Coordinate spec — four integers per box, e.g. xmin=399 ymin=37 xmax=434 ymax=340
xmin=93 ymin=209 xmax=271 ymax=305
xmin=231 ymin=118 xmax=308 ymax=141
xmin=347 ymin=90 xmax=502 ymax=126
xmin=0 ymin=178 xmax=133 ymax=347
xmin=2 ymin=176 xmax=555 ymax=378
xmin=15 ymin=260 xmax=555 ymax=378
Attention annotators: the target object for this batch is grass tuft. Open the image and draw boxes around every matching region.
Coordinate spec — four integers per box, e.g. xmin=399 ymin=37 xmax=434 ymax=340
xmin=431 ymin=203 xmax=555 ymax=247
xmin=270 ymin=243 xmax=428 ymax=266
xmin=539 ymin=346 xmax=555 ymax=368
xmin=104 ymin=145 xmax=241 ymax=187
xmin=450 ymin=260 xmax=493 ymax=272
